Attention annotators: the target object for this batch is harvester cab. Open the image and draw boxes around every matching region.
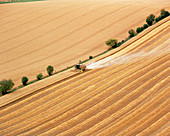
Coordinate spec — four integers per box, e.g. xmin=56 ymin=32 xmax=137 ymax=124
xmin=75 ymin=64 xmax=86 ymax=73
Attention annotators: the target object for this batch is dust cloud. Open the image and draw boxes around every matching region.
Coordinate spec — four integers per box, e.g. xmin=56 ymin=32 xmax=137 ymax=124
xmin=86 ymin=38 xmax=170 ymax=69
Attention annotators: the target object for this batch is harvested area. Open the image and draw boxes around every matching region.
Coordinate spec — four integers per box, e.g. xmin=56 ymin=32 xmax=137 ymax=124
xmin=0 ymin=16 xmax=169 ymax=136
xmin=0 ymin=0 xmax=169 ymax=87
xmin=0 ymin=0 xmax=169 ymax=135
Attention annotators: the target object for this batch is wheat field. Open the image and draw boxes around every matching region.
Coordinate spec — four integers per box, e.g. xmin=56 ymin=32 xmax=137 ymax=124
xmin=0 ymin=0 xmax=169 ymax=135
xmin=0 ymin=0 xmax=169 ymax=86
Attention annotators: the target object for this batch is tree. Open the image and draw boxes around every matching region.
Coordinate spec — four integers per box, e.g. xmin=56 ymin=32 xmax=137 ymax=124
xmin=155 ymin=17 xmax=160 ymax=22
xmin=36 ymin=73 xmax=43 ymax=80
xmin=137 ymin=27 xmax=144 ymax=33
xmin=117 ymin=42 xmax=122 ymax=47
xmin=141 ymin=26 xmax=144 ymax=31
xmin=136 ymin=27 xmax=142 ymax=33
xmin=146 ymin=18 xmax=152 ymax=26
xmin=0 ymin=79 xmax=14 ymax=95
xmin=143 ymin=24 xmax=148 ymax=29
xmin=154 ymin=9 xmax=169 ymax=23
xmin=22 ymin=76 xmax=28 ymax=86
xmin=106 ymin=39 xmax=118 ymax=48
xmin=47 ymin=65 xmax=54 ymax=76
xmin=89 ymin=56 xmax=93 ymax=59
xmin=128 ymin=29 xmax=135 ymax=38
xmin=160 ymin=9 xmax=170 ymax=18
xmin=146 ymin=14 xmax=155 ymax=26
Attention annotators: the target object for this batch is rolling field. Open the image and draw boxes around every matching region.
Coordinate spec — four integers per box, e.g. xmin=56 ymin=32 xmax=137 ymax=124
xmin=0 ymin=15 xmax=169 ymax=136
xmin=0 ymin=0 xmax=170 ymax=135
xmin=0 ymin=0 xmax=170 ymax=87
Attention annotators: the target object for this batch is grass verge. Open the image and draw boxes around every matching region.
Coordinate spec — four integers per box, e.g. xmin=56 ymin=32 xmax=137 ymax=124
xmin=0 ymin=0 xmax=44 ymax=4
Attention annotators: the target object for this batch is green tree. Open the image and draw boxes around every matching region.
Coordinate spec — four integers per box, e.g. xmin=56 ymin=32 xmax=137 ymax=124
xmin=128 ymin=29 xmax=135 ymax=38
xmin=0 ymin=79 xmax=14 ymax=95
xmin=160 ymin=9 xmax=170 ymax=18
xmin=47 ymin=65 xmax=54 ymax=76
xmin=36 ymin=73 xmax=43 ymax=80
xmin=155 ymin=17 xmax=160 ymax=22
xmin=89 ymin=56 xmax=93 ymax=59
xmin=22 ymin=76 xmax=28 ymax=86
xmin=106 ymin=39 xmax=118 ymax=48
xmin=117 ymin=42 xmax=122 ymax=47
xmin=143 ymin=24 xmax=148 ymax=29
xmin=146 ymin=14 xmax=155 ymax=26
xmin=136 ymin=27 xmax=142 ymax=33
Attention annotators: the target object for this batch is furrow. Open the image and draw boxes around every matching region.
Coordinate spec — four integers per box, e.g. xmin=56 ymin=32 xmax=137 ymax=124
xmin=97 ymin=87 xmax=169 ymax=136
xmin=0 ymin=5 xmax=130 ymax=65
xmin=137 ymin=112 xmax=170 ymax=136
xmin=156 ymin=126 xmax=170 ymax=136
xmin=77 ymin=76 xmax=170 ymax=136
xmin=54 ymin=62 xmax=169 ymax=136
xmin=116 ymin=94 xmax=170 ymax=136
xmin=0 ymin=67 xmax=101 ymax=113
xmin=0 ymin=3 xmax=111 ymax=45
xmin=1 ymin=47 xmax=169 ymax=135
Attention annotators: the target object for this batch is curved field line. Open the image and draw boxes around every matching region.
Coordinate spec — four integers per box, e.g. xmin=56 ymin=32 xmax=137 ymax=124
xmin=0 ymin=47 xmax=169 ymax=135
xmin=0 ymin=0 xmax=91 ymax=28
xmin=105 ymin=21 xmax=169 ymax=60
xmin=92 ymin=87 xmax=169 ymax=136
xmin=0 ymin=5 xmax=129 ymax=64
xmin=0 ymin=2 xmax=107 ymax=45
xmin=0 ymin=5 xmax=142 ymax=58
xmin=3 ymin=61 xmax=169 ymax=135
xmin=1 ymin=14 xmax=168 ymax=74
xmin=0 ymin=28 xmax=169 ymax=136
xmin=0 ymin=8 xmax=167 ymax=88
xmin=6 ymin=55 xmax=169 ymax=136
xmin=137 ymin=112 xmax=170 ymax=136
xmin=95 ymin=17 xmax=169 ymax=62
xmin=0 ymin=52 xmax=163 ymax=129
xmin=77 ymin=76 xmax=170 ymax=136
xmin=0 ymin=17 xmax=168 ymax=107
xmin=0 ymin=4 xmax=90 ymax=36
xmin=0 ymin=3 xmax=61 ymax=26
xmin=0 ymin=32 xmax=168 ymax=116
xmin=0 ymin=68 xmax=99 ymax=112
xmin=0 ymin=3 xmax=105 ymax=44
xmin=116 ymin=97 xmax=170 ymax=135
xmin=0 ymin=1 xmax=169 ymax=135
xmin=156 ymin=126 xmax=170 ymax=136
xmin=0 ymin=45 xmax=166 ymax=118
xmin=97 ymin=87 xmax=169 ymax=136
xmin=0 ymin=50 xmax=168 ymax=121
xmin=1 ymin=51 xmax=163 ymax=127
xmin=0 ymin=7 xmax=162 ymax=87
xmin=0 ymin=4 xmax=43 ymax=20
xmin=0 ymin=0 xmax=91 ymax=25
xmin=53 ymin=61 xmax=169 ymax=136
xmin=59 ymin=75 xmax=169 ymax=136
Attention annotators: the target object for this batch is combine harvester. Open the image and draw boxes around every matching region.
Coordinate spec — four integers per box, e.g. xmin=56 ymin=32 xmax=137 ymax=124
xmin=75 ymin=64 xmax=86 ymax=73
xmin=75 ymin=56 xmax=113 ymax=74
xmin=75 ymin=56 xmax=112 ymax=73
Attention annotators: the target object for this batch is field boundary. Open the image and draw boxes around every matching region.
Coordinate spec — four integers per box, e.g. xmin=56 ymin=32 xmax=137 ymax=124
xmin=0 ymin=0 xmax=44 ymax=4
